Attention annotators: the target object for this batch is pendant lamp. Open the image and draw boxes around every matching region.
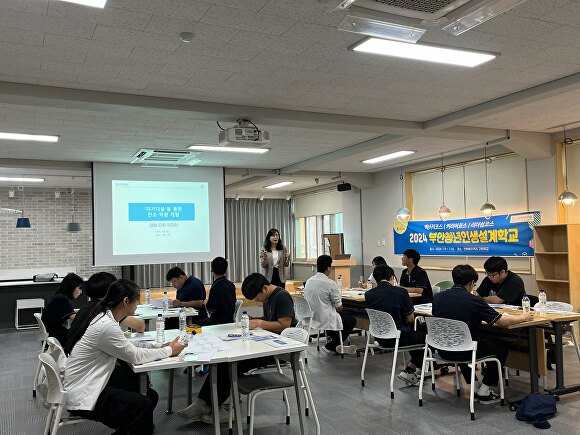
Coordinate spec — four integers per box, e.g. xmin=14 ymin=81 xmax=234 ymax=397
xmin=437 ymin=154 xmax=451 ymax=220
xmin=558 ymin=127 xmax=577 ymax=209
xmin=396 ymin=167 xmax=410 ymax=222
xmin=66 ymin=187 xmax=81 ymax=232
xmin=480 ymin=145 xmax=496 ymax=218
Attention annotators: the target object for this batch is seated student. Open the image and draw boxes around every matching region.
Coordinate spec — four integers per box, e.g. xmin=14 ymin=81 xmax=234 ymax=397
xmin=66 ymin=272 xmax=144 ymax=352
xmin=42 ymin=273 xmax=84 ymax=346
xmin=166 ymin=266 xmax=208 ymax=328
xmin=64 ymin=279 xmax=186 ymax=435
xmin=178 ymin=273 xmax=297 ymax=424
xmin=197 ymin=257 xmax=236 ymax=326
xmin=304 ymin=255 xmax=357 ymax=355
xmin=368 ymin=256 xmax=388 ymax=288
xmin=365 ymin=264 xmax=425 ymax=386
xmin=399 ymin=249 xmax=433 ymax=304
xmin=432 ymin=264 xmax=532 ymax=404
xmin=476 ymin=256 xmax=525 ymax=306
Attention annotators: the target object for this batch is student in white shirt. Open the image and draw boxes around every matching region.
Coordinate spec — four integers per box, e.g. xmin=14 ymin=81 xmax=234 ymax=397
xmin=64 ymin=279 xmax=186 ymax=435
xmin=304 ymin=255 xmax=357 ymax=355
xmin=367 ymin=256 xmax=388 ymax=288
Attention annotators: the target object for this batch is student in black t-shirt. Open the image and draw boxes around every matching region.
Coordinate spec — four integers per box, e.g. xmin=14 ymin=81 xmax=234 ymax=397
xmin=432 ymin=264 xmax=532 ymax=404
xmin=365 ymin=264 xmax=425 ymax=386
xmin=476 ymin=256 xmax=525 ymax=306
xmin=42 ymin=273 xmax=83 ymax=346
xmin=399 ymin=249 xmax=433 ymax=304
xmin=178 ymin=273 xmax=297 ymax=424
xmin=166 ymin=267 xmax=207 ymax=328
xmin=197 ymin=257 xmax=236 ymax=326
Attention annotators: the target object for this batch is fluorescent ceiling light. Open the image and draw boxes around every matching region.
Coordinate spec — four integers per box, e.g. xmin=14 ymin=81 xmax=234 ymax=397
xmin=352 ymin=38 xmax=496 ymax=67
xmin=264 ymin=181 xmax=294 ymax=190
xmin=187 ymin=145 xmax=270 ymax=154
xmin=362 ymin=150 xmax=415 ymax=165
xmin=56 ymin=0 xmax=107 ymax=8
xmin=0 ymin=177 xmax=45 ymax=183
xmin=0 ymin=132 xmax=59 ymax=143
xmin=442 ymin=0 xmax=529 ymax=36
xmin=339 ymin=14 xmax=426 ymax=43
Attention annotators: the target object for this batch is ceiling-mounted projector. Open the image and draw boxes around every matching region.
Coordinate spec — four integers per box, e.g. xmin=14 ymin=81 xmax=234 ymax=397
xmin=218 ymin=119 xmax=270 ymax=146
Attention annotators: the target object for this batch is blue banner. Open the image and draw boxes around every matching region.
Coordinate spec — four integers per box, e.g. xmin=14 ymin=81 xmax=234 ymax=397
xmin=393 ymin=211 xmax=540 ymax=257
xmin=128 ymin=203 xmax=195 ymax=221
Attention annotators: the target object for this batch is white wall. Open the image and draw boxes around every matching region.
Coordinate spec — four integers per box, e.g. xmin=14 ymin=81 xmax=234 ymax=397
xmin=341 ymin=188 xmax=363 ymax=286
xmin=359 ymin=154 xmax=558 ymax=294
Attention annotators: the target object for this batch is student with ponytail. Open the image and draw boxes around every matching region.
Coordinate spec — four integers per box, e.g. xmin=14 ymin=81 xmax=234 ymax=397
xmin=64 ymin=279 xmax=186 ymax=435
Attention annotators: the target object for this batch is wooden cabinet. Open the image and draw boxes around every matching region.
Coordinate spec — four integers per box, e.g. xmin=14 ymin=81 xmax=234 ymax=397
xmin=534 ymin=224 xmax=580 ymax=308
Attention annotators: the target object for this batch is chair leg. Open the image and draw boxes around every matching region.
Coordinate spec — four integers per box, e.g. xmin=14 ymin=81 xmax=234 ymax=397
xmin=469 ymin=356 xmax=476 ymax=421
xmin=454 ymin=364 xmax=460 ymax=396
xmin=317 ymin=331 xmax=320 ymax=351
xmin=570 ymin=325 xmax=580 ymax=363
xmin=496 ymin=360 xmax=505 ymax=406
xmin=51 ymin=404 xmax=64 ymax=435
xmin=43 ymin=405 xmax=55 ymax=435
xmin=543 ymin=375 xmax=547 ymax=391
xmin=390 ymin=342 xmax=399 ymax=399
xmin=247 ymin=392 xmax=252 ymax=424
xmin=33 ymin=359 xmax=43 ymax=397
xmin=249 ymin=393 xmax=257 ymax=435
xmin=505 ymin=367 xmax=509 ymax=386
xmin=339 ymin=333 xmax=344 ymax=359
xmin=361 ymin=336 xmax=371 ymax=387
xmin=418 ymin=346 xmax=430 ymax=407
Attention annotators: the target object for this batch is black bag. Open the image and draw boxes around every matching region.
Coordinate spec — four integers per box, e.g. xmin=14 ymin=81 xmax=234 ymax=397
xmin=33 ymin=273 xmax=58 ymax=282
xmin=515 ymin=393 xmax=557 ymax=429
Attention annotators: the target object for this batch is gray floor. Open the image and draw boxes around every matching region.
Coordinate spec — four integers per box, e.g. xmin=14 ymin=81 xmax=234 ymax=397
xmin=3 ymin=326 xmax=580 ymax=435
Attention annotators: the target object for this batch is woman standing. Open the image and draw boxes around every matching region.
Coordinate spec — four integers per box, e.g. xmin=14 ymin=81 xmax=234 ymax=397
xmin=41 ymin=272 xmax=83 ymax=346
xmin=260 ymin=228 xmax=291 ymax=288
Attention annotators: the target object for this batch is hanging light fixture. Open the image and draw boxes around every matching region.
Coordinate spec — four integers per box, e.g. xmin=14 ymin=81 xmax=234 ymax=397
xmin=558 ymin=127 xmax=577 ymax=209
xmin=480 ymin=145 xmax=496 ymax=218
xmin=66 ymin=187 xmax=81 ymax=232
xmin=437 ymin=154 xmax=451 ymax=220
xmin=396 ymin=167 xmax=410 ymax=222
xmin=16 ymin=186 xmax=31 ymax=228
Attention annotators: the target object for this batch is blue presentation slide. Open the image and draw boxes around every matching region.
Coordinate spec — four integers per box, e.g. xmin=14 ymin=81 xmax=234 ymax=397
xmin=112 ymin=180 xmax=210 ymax=255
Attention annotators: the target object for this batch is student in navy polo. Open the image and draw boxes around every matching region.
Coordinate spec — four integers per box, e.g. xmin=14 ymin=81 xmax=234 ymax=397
xmin=165 ymin=267 xmax=207 ymax=328
xmin=399 ymin=249 xmax=433 ymax=304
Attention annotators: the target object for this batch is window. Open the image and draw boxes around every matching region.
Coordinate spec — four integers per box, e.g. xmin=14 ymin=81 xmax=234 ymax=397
xmin=295 ymin=213 xmax=343 ymax=260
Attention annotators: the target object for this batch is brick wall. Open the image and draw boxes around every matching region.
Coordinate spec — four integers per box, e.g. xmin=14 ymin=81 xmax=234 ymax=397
xmin=0 ymin=189 xmax=121 ymax=278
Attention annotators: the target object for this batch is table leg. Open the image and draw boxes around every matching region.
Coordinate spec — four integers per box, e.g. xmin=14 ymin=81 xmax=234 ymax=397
xmin=528 ymin=326 xmax=539 ymax=393
xmin=167 ymin=369 xmax=174 ymax=414
xmin=210 ymin=364 xmax=220 ymax=435
xmin=290 ymin=352 xmax=305 ymax=435
xmin=187 ymin=366 xmax=193 ymax=405
xmin=228 ymin=362 xmax=243 ymax=435
xmin=553 ymin=321 xmax=565 ymax=390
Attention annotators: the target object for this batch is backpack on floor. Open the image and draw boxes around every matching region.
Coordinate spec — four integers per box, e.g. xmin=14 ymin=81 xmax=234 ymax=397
xmin=515 ymin=393 xmax=557 ymax=429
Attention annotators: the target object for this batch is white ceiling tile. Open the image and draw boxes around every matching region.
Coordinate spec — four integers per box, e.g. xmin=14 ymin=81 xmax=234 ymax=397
xmin=0 ymin=25 xmax=43 ymax=46
xmin=114 ymin=0 xmax=211 ymax=22
xmin=475 ymin=13 xmax=559 ymax=41
xmin=0 ymin=0 xmax=48 ymax=15
xmin=84 ymin=53 xmax=166 ymax=74
xmin=116 ymin=69 xmax=189 ymax=86
xmin=129 ymin=46 xmax=211 ymax=68
xmin=282 ymin=21 xmax=360 ymax=46
xmin=203 ymin=57 xmax=279 ymax=75
xmin=206 ymin=0 xmax=269 ymax=13
xmin=259 ymin=0 xmax=344 ymax=27
xmin=176 ymin=42 xmax=263 ymax=61
xmin=92 ymin=25 xmax=181 ymax=51
xmin=542 ymin=3 xmax=580 ymax=29
xmin=508 ymin=0 xmax=569 ymax=19
xmin=0 ymin=73 xmax=38 ymax=85
xmin=0 ymin=10 xmax=94 ymax=39
xmin=201 ymin=4 xmax=296 ymax=36
xmin=145 ymin=15 xmax=238 ymax=45
xmin=228 ymin=31 xmax=314 ymax=55
xmin=251 ymin=50 xmax=327 ymax=71
xmin=43 ymin=33 xmax=134 ymax=57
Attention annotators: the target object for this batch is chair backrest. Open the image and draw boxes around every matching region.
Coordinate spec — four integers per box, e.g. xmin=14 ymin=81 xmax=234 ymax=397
xmin=34 ymin=312 xmax=48 ymax=339
xmin=365 ymin=309 xmax=399 ymax=340
xmin=233 ymin=299 xmax=243 ymax=323
xmin=425 ymin=317 xmax=476 ymax=352
xmin=281 ymin=327 xmax=309 ymax=344
xmin=434 ymin=280 xmax=454 ymax=292
xmin=292 ymin=296 xmax=314 ymax=321
xmin=38 ymin=353 xmax=67 ymax=405
xmin=527 ymin=294 xmax=539 ymax=306
xmin=47 ymin=337 xmax=67 ymax=371
xmin=535 ymin=301 xmax=573 ymax=312
xmin=432 ymin=286 xmax=441 ymax=295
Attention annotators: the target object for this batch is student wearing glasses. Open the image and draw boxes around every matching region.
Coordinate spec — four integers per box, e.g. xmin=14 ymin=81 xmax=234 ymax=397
xmin=476 ymin=256 xmax=525 ymax=306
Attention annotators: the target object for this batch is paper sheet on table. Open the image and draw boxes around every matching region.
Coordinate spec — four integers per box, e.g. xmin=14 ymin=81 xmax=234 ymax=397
xmin=188 ymin=334 xmax=232 ymax=352
xmin=180 ymin=350 xmax=215 ymax=363
xmin=414 ymin=303 xmax=432 ymax=311
xmin=488 ymin=304 xmax=521 ymax=309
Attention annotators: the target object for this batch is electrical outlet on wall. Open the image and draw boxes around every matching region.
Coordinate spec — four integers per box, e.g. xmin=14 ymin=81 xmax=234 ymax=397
xmin=377 ymin=239 xmax=381 ymax=247
xmin=381 ymin=239 xmax=386 ymax=246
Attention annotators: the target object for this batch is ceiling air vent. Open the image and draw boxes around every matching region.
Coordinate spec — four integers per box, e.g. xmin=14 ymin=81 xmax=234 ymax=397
xmin=131 ymin=149 xmax=201 ymax=167
xmin=319 ymin=0 xmax=475 ymax=20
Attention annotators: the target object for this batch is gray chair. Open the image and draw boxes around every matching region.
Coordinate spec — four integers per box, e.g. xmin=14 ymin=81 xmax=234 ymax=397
xmin=233 ymin=299 xmax=244 ymax=323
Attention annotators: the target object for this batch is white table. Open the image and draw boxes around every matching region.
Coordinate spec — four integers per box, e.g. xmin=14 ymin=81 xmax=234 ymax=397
xmin=130 ymin=324 xmax=309 ymax=435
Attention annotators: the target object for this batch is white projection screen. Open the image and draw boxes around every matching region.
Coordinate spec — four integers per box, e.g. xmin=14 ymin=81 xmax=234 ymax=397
xmin=93 ymin=163 xmax=225 ymax=266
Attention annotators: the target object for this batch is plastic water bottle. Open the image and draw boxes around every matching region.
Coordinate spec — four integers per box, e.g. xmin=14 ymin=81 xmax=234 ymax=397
xmin=367 ymin=279 xmax=372 ymax=290
xmin=145 ymin=288 xmax=151 ymax=306
xmin=358 ymin=276 xmax=364 ymax=288
xmin=179 ymin=307 xmax=186 ymax=332
xmin=163 ymin=291 xmax=169 ymax=312
xmin=538 ymin=288 xmax=547 ymax=313
xmin=156 ymin=313 xmax=165 ymax=344
xmin=337 ymin=274 xmax=343 ymax=290
xmin=241 ymin=312 xmax=250 ymax=341
xmin=521 ymin=294 xmax=530 ymax=313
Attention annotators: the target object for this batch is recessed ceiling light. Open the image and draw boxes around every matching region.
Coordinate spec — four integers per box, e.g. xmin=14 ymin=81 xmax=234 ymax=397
xmin=0 ymin=132 xmax=59 ymax=142
xmin=187 ymin=145 xmax=270 ymax=154
xmin=56 ymin=0 xmax=107 ymax=8
xmin=264 ymin=181 xmax=294 ymax=190
xmin=0 ymin=177 xmax=45 ymax=183
xmin=362 ymin=150 xmax=415 ymax=165
xmin=352 ymin=38 xmax=496 ymax=67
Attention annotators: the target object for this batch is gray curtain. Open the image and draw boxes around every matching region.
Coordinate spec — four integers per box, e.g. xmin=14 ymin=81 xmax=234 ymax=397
xmin=132 ymin=198 xmax=294 ymax=287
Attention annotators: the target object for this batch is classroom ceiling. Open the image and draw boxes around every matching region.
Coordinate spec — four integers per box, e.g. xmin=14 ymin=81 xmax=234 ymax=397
xmin=0 ymin=0 xmax=579 ymax=194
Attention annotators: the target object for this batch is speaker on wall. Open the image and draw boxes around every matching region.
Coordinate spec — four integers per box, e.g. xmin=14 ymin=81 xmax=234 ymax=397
xmin=337 ymin=182 xmax=352 ymax=192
